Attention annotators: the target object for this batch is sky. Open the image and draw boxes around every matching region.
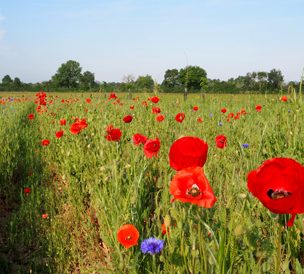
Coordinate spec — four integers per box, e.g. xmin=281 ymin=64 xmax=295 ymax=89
xmin=0 ymin=0 xmax=303 ymax=83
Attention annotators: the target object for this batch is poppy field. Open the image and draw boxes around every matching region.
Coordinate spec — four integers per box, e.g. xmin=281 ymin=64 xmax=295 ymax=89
xmin=0 ymin=91 xmax=304 ymax=274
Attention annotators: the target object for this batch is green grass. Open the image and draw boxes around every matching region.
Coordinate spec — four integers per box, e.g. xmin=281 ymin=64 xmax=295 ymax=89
xmin=0 ymin=91 xmax=303 ymax=273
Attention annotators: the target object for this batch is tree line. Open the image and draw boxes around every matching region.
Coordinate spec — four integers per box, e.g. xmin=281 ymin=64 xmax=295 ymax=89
xmin=0 ymin=60 xmax=301 ymax=93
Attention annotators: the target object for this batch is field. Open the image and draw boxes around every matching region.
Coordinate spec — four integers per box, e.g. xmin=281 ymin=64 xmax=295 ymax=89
xmin=0 ymin=91 xmax=303 ymax=274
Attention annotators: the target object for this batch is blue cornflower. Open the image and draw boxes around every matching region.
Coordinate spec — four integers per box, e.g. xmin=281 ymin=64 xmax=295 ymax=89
xmin=140 ymin=237 xmax=164 ymax=255
xmin=242 ymin=143 xmax=249 ymax=148
xmin=209 ymin=113 xmax=213 ymax=117
xmin=218 ymin=121 xmax=223 ymax=126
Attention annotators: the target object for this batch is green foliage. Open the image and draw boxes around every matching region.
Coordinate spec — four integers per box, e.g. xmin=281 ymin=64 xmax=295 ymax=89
xmin=51 ymin=60 xmax=82 ymax=88
xmin=0 ymin=92 xmax=303 ymax=273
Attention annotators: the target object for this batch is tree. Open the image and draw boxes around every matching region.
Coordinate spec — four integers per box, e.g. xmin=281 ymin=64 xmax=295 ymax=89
xmin=267 ymin=69 xmax=284 ymax=90
xmin=80 ymin=71 xmax=95 ymax=90
xmin=179 ymin=66 xmax=207 ymax=91
xmin=2 ymin=75 xmax=13 ymax=85
xmin=257 ymin=71 xmax=268 ymax=91
xmin=13 ymin=77 xmax=22 ymax=89
xmin=52 ymin=60 xmax=82 ymax=88
xmin=135 ymin=75 xmax=154 ymax=91
xmin=162 ymin=69 xmax=180 ymax=89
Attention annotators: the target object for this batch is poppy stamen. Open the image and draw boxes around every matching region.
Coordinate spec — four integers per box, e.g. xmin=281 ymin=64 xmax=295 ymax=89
xmin=187 ymin=184 xmax=201 ymax=197
xmin=126 ymin=235 xmax=133 ymax=241
xmin=267 ymin=189 xmax=292 ymax=200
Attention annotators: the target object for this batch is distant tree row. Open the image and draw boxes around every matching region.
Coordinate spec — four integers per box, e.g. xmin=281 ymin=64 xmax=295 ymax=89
xmin=0 ymin=60 xmax=301 ymax=93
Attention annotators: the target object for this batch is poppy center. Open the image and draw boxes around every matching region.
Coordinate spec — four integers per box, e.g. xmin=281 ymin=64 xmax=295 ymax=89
xmin=187 ymin=184 xmax=201 ymax=197
xmin=267 ymin=189 xmax=292 ymax=200
xmin=126 ymin=235 xmax=133 ymax=241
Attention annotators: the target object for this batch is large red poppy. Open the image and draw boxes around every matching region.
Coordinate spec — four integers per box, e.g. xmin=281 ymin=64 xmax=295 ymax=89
xmin=117 ymin=224 xmax=139 ymax=249
xmin=170 ymin=166 xmax=216 ymax=208
xmin=247 ymin=158 xmax=304 ymax=226
xmin=55 ymin=130 xmax=64 ymax=139
xmin=169 ymin=136 xmax=208 ymax=171
xmin=143 ymin=138 xmax=160 ymax=158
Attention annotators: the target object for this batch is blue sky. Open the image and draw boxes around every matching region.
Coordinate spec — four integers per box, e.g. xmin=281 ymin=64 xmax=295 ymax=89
xmin=0 ymin=0 xmax=303 ymax=83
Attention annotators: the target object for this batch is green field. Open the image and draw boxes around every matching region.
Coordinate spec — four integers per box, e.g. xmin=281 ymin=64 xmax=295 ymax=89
xmin=0 ymin=92 xmax=303 ymax=274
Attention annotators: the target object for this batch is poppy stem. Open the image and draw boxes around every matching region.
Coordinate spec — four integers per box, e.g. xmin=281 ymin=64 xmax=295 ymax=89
xmin=286 ymin=214 xmax=296 ymax=227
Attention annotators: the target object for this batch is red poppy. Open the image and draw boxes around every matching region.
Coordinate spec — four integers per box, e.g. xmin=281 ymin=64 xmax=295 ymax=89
xmin=175 ymin=112 xmax=185 ymax=123
xmin=130 ymin=105 xmax=134 ymax=110
xmin=55 ymin=130 xmax=64 ymax=139
xmin=227 ymin=112 xmax=234 ymax=118
xmin=255 ymin=105 xmax=262 ymax=112
xmin=156 ymin=114 xmax=165 ymax=122
xmin=70 ymin=118 xmax=88 ymax=135
xmin=70 ymin=122 xmax=82 ymax=135
xmin=169 ymin=136 xmax=208 ymax=171
xmin=42 ymin=213 xmax=48 ymax=219
xmin=221 ymin=108 xmax=227 ymax=114
xmin=215 ymin=135 xmax=227 ymax=149
xmin=197 ymin=117 xmax=203 ymax=123
xmin=247 ymin=158 xmax=304 ymax=226
xmin=105 ymin=125 xmax=122 ymax=141
xmin=24 ymin=187 xmax=31 ymax=194
xmin=151 ymin=96 xmax=160 ymax=104
xmin=60 ymin=119 xmax=66 ymax=126
xmin=161 ymin=223 xmax=167 ymax=235
xmin=123 ymin=115 xmax=133 ymax=123
xmin=193 ymin=106 xmax=199 ymax=111
xmin=152 ymin=107 xmax=161 ymax=114
xmin=117 ymin=224 xmax=139 ymax=249
xmin=143 ymin=138 xmax=161 ymax=158
xmin=28 ymin=113 xmax=35 ymax=120
xmin=170 ymin=166 xmax=216 ymax=208
xmin=281 ymin=95 xmax=288 ymax=102
xmin=41 ymin=139 xmax=50 ymax=146
xmin=86 ymin=98 xmax=92 ymax=103
xmin=108 ymin=92 xmax=117 ymax=100
xmin=133 ymin=133 xmax=147 ymax=145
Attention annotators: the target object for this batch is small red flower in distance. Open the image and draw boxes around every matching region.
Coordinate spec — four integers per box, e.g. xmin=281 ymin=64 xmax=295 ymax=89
xmin=197 ymin=117 xmax=203 ymax=123
xmin=169 ymin=136 xmax=208 ymax=171
xmin=221 ymin=108 xmax=227 ymax=113
xmin=170 ymin=166 xmax=216 ymax=208
xmin=143 ymin=138 xmax=161 ymax=158
xmin=156 ymin=114 xmax=165 ymax=122
xmin=108 ymin=92 xmax=117 ymax=100
xmin=86 ymin=98 xmax=91 ymax=103
xmin=151 ymin=96 xmax=160 ymax=103
xmin=133 ymin=133 xmax=148 ymax=145
xmin=130 ymin=105 xmax=134 ymax=110
xmin=55 ymin=130 xmax=64 ymax=139
xmin=41 ymin=139 xmax=50 ymax=146
xmin=193 ymin=106 xmax=199 ymax=111
xmin=175 ymin=112 xmax=185 ymax=123
xmin=281 ymin=96 xmax=288 ymax=102
xmin=123 ymin=115 xmax=133 ymax=123
xmin=215 ymin=135 xmax=227 ymax=149
xmin=117 ymin=224 xmax=139 ymax=249
xmin=247 ymin=158 xmax=304 ymax=226
xmin=105 ymin=125 xmax=122 ymax=141
xmin=24 ymin=187 xmax=31 ymax=194
xmin=152 ymin=107 xmax=161 ymax=114
xmin=28 ymin=113 xmax=35 ymax=120
xmin=42 ymin=213 xmax=48 ymax=219
xmin=255 ymin=105 xmax=262 ymax=112
xmin=60 ymin=119 xmax=66 ymax=126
